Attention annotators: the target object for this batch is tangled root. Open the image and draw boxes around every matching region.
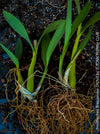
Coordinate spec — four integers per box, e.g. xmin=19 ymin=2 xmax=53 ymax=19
xmin=17 ymin=101 xmax=47 ymax=134
xmin=5 ymin=69 xmax=96 ymax=134
xmin=47 ymin=90 xmax=94 ymax=134
xmin=10 ymin=87 xmax=95 ymax=134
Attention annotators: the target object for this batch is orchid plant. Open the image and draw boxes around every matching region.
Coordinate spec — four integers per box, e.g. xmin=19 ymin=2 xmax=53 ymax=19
xmin=0 ymin=11 xmax=66 ymax=101
xmin=58 ymin=0 xmax=100 ymax=91
xmin=39 ymin=0 xmax=100 ymax=91
xmin=0 ymin=0 xmax=100 ymax=101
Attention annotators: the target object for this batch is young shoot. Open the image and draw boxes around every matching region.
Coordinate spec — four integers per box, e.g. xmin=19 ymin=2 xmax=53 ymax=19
xmin=59 ymin=1 xmax=100 ymax=91
xmin=0 ymin=40 xmax=24 ymax=85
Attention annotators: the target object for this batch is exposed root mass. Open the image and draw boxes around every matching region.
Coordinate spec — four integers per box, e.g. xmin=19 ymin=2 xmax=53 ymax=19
xmin=5 ymin=69 xmax=98 ymax=134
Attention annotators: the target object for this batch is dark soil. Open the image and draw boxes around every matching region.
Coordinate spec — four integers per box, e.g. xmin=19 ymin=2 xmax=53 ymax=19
xmin=0 ymin=0 xmax=100 ymax=133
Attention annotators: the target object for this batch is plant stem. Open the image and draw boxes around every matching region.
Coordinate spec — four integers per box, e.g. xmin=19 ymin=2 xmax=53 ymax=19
xmin=38 ymin=65 xmax=48 ymax=87
xmin=71 ymin=31 xmax=81 ymax=60
xmin=27 ymin=51 xmax=36 ymax=93
xmin=69 ymin=26 xmax=81 ymax=90
xmin=58 ymin=43 xmax=70 ymax=78
xmin=16 ymin=65 xmax=24 ymax=85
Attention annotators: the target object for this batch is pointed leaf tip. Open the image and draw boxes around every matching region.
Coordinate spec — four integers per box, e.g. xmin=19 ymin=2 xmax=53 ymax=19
xmin=3 ymin=10 xmax=34 ymax=51
xmin=0 ymin=43 xmax=19 ymax=66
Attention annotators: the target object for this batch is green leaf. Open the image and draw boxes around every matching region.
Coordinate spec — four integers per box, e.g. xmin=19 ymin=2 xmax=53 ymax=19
xmin=3 ymin=10 xmax=34 ymax=51
xmin=37 ymin=20 xmax=65 ymax=48
xmin=0 ymin=43 xmax=19 ymax=66
xmin=58 ymin=0 xmax=72 ymax=77
xmin=66 ymin=26 xmax=93 ymax=72
xmin=46 ymin=22 xmax=65 ymax=65
xmin=75 ymin=0 xmax=81 ymax=14
xmin=71 ymin=2 xmax=91 ymax=37
xmin=64 ymin=0 xmax=72 ymax=46
xmin=76 ymin=26 xmax=93 ymax=55
xmin=81 ymin=12 xmax=100 ymax=33
xmin=15 ymin=38 xmax=23 ymax=60
xmin=41 ymin=34 xmax=51 ymax=66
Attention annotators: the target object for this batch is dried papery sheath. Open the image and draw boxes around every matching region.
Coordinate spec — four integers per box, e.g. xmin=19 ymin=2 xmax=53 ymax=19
xmin=17 ymin=83 xmax=34 ymax=100
xmin=63 ymin=50 xmax=81 ymax=90
xmin=31 ymin=86 xmax=41 ymax=96
xmin=63 ymin=66 xmax=72 ymax=85
xmin=64 ymin=82 xmax=72 ymax=91
xmin=17 ymin=81 xmax=40 ymax=101
xmin=58 ymin=72 xmax=63 ymax=81
xmin=33 ymin=40 xmax=37 ymax=50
